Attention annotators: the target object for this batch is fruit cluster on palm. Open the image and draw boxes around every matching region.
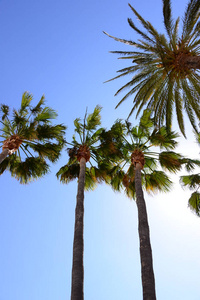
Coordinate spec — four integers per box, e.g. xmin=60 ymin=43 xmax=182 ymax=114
xmin=0 ymin=92 xmax=66 ymax=183
xmin=104 ymin=0 xmax=200 ymax=136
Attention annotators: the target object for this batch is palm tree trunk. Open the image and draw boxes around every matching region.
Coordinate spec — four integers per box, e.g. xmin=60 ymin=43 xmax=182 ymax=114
xmin=134 ymin=162 xmax=156 ymax=300
xmin=71 ymin=157 xmax=86 ymax=300
xmin=0 ymin=148 xmax=9 ymax=164
xmin=180 ymin=55 xmax=200 ymax=69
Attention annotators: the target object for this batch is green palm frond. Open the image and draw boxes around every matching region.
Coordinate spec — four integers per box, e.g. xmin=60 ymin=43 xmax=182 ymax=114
xmin=180 ymin=158 xmax=200 ymax=172
xmin=30 ymin=95 xmax=45 ymax=114
xmin=143 ymin=156 xmax=158 ymax=171
xmin=182 ymin=0 xmax=200 ymax=39
xmin=188 ymin=191 xmax=200 ymax=216
xmin=86 ymin=128 xmax=103 ymax=147
xmin=0 ymin=104 xmax=9 ymax=121
xmin=110 ymin=168 xmax=125 ymax=192
xmin=85 ymin=105 xmax=102 ymax=130
xmin=98 ymin=122 xmax=125 ymax=161
xmin=162 ymin=0 xmax=174 ymax=37
xmin=107 ymin=112 xmax=184 ymax=201
xmin=104 ymin=1 xmax=200 ymax=136
xmin=74 ymin=118 xmax=83 ymax=137
xmin=144 ymin=170 xmax=172 ymax=194
xmin=180 ymin=172 xmax=200 ymax=217
xmin=180 ymin=173 xmax=200 ymax=189
xmin=139 ymin=109 xmax=154 ymax=133
xmin=56 ymin=162 xmax=110 ymax=190
xmin=0 ymin=92 xmax=66 ymax=183
xmin=194 ymin=130 xmax=200 ymax=145
xmin=68 ymin=106 xmax=103 ymax=150
xmin=34 ymin=107 xmax=57 ymax=122
xmin=159 ymin=151 xmax=182 ymax=173
xmin=36 ymin=124 xmax=66 ymax=143
xmin=57 ymin=106 xmax=116 ymax=192
xmin=9 ymin=156 xmax=49 ymax=184
xmin=27 ymin=142 xmax=63 ymax=162
xmin=0 ymin=119 xmax=12 ymax=136
xmin=19 ymin=92 xmax=33 ymax=114
xmin=150 ymin=127 xmax=179 ymax=150
xmin=56 ymin=163 xmax=80 ymax=184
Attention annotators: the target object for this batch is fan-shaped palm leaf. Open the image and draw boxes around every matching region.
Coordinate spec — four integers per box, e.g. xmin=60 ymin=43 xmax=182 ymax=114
xmin=188 ymin=192 xmax=200 ymax=216
xmin=180 ymin=173 xmax=200 ymax=216
xmin=0 ymin=92 xmax=66 ymax=183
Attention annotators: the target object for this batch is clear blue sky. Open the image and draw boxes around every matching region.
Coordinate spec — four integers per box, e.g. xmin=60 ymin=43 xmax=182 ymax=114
xmin=0 ymin=0 xmax=200 ymax=299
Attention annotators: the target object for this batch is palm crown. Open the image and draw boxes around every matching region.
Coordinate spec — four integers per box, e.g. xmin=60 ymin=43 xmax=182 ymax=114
xmin=104 ymin=0 xmax=200 ymax=136
xmin=0 ymin=92 xmax=66 ymax=183
xmin=56 ymin=106 xmax=111 ymax=189
xmin=109 ymin=110 xmax=200 ymax=197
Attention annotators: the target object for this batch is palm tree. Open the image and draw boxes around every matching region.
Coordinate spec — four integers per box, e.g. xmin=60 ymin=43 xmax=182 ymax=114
xmin=0 ymin=92 xmax=66 ymax=183
xmin=56 ymin=106 xmax=112 ymax=300
xmin=108 ymin=110 xmax=200 ymax=300
xmin=104 ymin=0 xmax=200 ymax=136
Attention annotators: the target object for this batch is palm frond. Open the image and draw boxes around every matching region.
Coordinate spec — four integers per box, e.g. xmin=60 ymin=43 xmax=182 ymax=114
xmin=127 ymin=18 xmax=155 ymax=44
xmin=180 ymin=173 xmax=200 ymax=189
xmin=180 ymin=158 xmax=200 ymax=172
xmin=139 ymin=109 xmax=154 ymax=133
xmin=30 ymin=95 xmax=45 ymax=114
xmin=188 ymin=191 xmax=200 ymax=216
xmin=20 ymin=92 xmax=32 ymax=114
xmin=103 ymin=31 xmax=137 ymax=46
xmin=104 ymin=1 xmax=200 ymax=137
xmin=36 ymin=124 xmax=66 ymax=143
xmin=150 ymin=127 xmax=179 ymax=150
xmin=159 ymin=151 xmax=182 ymax=173
xmin=0 ymin=104 xmax=9 ymax=121
xmin=162 ymin=0 xmax=174 ymax=37
xmin=9 ymin=157 xmax=49 ymax=184
xmin=85 ymin=105 xmax=102 ymax=130
xmin=182 ymin=0 xmax=200 ymax=39
xmin=34 ymin=107 xmax=57 ymax=122
xmin=0 ymin=93 xmax=65 ymax=183
xmin=144 ymin=170 xmax=172 ymax=194
xmin=27 ymin=142 xmax=64 ymax=162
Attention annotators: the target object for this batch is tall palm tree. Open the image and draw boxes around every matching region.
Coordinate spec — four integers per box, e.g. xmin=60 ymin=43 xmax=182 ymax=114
xmin=108 ymin=110 xmax=200 ymax=300
xmin=104 ymin=0 xmax=200 ymax=136
xmin=56 ymin=106 xmax=112 ymax=300
xmin=0 ymin=92 xmax=66 ymax=183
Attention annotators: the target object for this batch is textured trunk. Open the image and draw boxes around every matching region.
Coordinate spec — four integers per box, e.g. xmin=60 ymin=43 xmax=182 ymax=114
xmin=181 ymin=55 xmax=200 ymax=69
xmin=71 ymin=157 xmax=86 ymax=300
xmin=134 ymin=163 xmax=156 ymax=300
xmin=0 ymin=148 xmax=9 ymax=164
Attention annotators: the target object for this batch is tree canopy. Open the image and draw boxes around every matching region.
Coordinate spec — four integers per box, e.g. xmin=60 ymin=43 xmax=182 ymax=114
xmin=104 ymin=0 xmax=200 ymax=137
xmin=0 ymin=92 xmax=66 ymax=183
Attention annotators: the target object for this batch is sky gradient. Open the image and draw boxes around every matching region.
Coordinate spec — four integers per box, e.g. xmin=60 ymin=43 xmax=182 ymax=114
xmin=0 ymin=0 xmax=200 ymax=299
